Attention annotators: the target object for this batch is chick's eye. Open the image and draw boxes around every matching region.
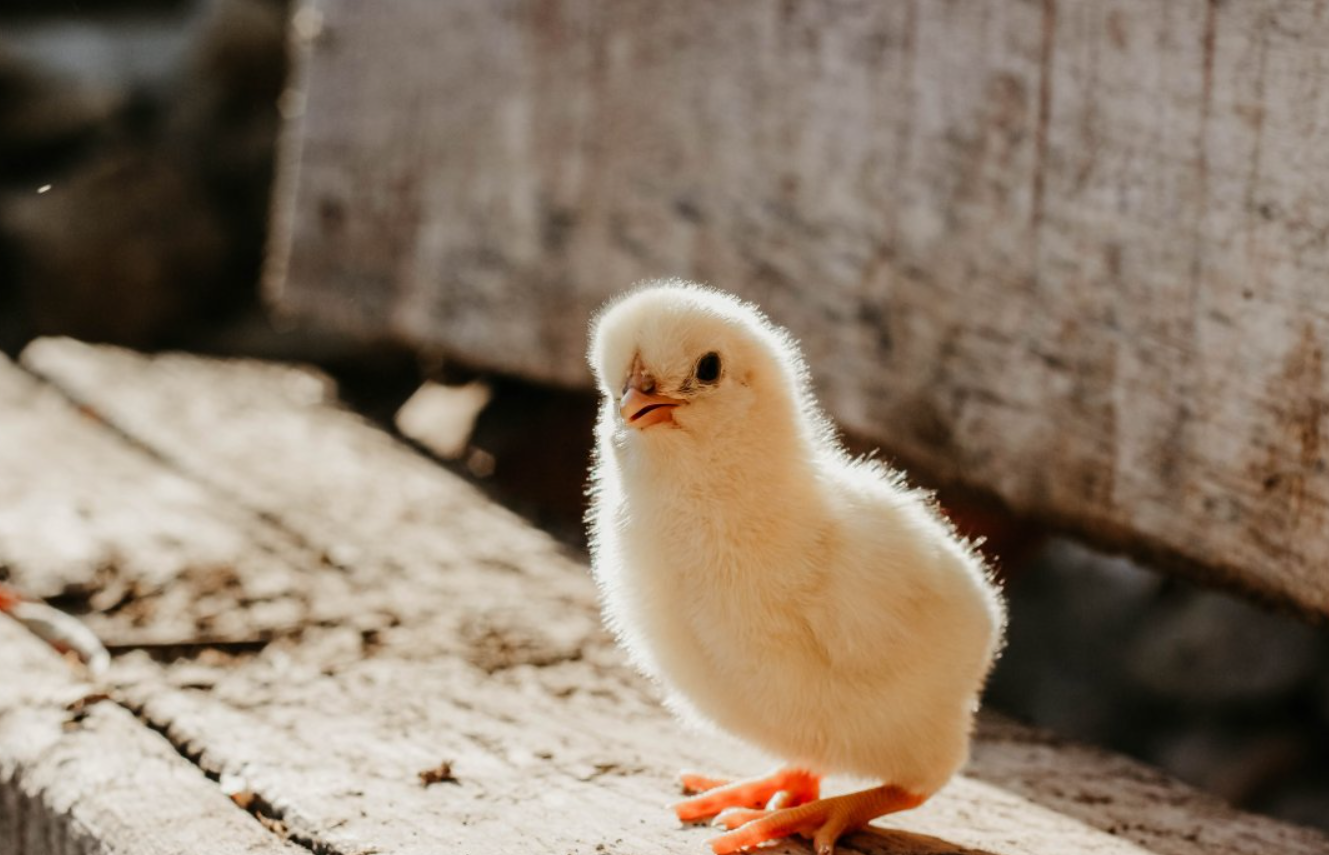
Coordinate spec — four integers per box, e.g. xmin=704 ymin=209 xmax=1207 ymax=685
xmin=695 ymin=352 xmax=721 ymax=383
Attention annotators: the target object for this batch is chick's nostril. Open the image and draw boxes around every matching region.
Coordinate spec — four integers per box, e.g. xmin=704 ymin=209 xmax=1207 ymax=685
xmin=625 ymin=369 xmax=656 ymax=395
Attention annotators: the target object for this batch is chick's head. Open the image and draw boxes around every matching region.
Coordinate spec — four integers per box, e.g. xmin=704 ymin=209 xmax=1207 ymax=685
xmin=588 ymin=281 xmax=807 ymax=443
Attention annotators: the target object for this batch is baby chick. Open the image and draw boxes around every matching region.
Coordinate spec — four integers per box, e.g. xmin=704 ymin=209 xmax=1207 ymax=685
xmin=586 ymin=282 xmax=1005 ymax=855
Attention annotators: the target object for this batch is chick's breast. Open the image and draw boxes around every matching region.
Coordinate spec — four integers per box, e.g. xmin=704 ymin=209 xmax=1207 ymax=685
xmin=592 ymin=441 xmax=1003 ymax=797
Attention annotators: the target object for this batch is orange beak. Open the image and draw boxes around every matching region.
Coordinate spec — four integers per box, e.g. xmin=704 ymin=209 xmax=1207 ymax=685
xmin=619 ymin=369 xmax=683 ymax=429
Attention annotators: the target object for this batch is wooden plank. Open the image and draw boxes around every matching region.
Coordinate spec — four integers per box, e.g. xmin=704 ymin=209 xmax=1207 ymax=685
xmin=108 ymin=641 xmax=1329 ymax=855
xmin=20 ymin=339 xmax=1329 ymax=855
xmin=0 ymin=616 xmax=300 ymax=855
xmin=266 ymin=0 xmax=1329 ymax=618
xmin=0 ymin=354 xmax=355 ymax=649
xmin=19 ymin=338 xmax=598 ymax=616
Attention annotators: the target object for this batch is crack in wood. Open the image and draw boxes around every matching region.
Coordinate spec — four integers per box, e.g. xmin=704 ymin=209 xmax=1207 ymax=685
xmin=1030 ymin=0 xmax=1057 ymax=253
xmin=9 ymin=341 xmax=1329 ymax=852
xmin=0 ymin=612 xmax=302 ymax=854
xmin=20 ymin=358 xmax=358 ymax=582
xmin=103 ymin=636 xmax=275 ymax=658
xmin=112 ymin=692 xmax=353 ymax=855
xmin=1191 ymin=0 xmax=1220 ymax=294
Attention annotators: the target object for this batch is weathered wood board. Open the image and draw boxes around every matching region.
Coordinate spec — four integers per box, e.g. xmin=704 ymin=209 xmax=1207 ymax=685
xmin=8 ymin=337 xmax=1329 ymax=854
xmin=19 ymin=338 xmax=595 ymax=618
xmin=0 ymin=354 xmax=356 ymax=649
xmin=0 ymin=616 xmax=302 ymax=855
xmin=268 ymin=0 xmax=1329 ymax=619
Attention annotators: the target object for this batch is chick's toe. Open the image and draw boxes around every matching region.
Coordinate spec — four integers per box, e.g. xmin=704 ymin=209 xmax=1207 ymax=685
xmin=674 ymin=767 xmax=820 ymax=823
xmin=679 ymin=772 xmax=732 ymax=795
xmin=708 ymin=785 xmax=925 ymax=855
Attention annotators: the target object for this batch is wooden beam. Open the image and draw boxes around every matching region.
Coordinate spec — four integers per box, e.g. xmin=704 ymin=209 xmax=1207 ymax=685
xmin=267 ymin=0 xmax=1329 ymax=618
xmin=17 ymin=338 xmax=1329 ymax=855
xmin=0 ymin=617 xmax=299 ymax=855
xmin=19 ymin=339 xmax=597 ymax=620
xmin=0 ymin=355 xmax=353 ymax=649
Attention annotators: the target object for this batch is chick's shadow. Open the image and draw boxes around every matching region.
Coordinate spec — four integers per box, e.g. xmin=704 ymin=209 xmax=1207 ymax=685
xmin=835 ymin=826 xmax=998 ymax=855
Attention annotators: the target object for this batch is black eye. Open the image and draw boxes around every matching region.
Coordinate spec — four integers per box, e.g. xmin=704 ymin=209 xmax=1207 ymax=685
xmin=695 ymin=352 xmax=721 ymax=383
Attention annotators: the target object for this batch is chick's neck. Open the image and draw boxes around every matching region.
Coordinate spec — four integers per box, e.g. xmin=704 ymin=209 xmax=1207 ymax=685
xmin=625 ymin=386 xmax=828 ymax=557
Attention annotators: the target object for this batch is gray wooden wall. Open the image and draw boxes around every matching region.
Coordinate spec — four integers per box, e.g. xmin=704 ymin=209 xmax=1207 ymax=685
xmin=267 ymin=0 xmax=1329 ymax=619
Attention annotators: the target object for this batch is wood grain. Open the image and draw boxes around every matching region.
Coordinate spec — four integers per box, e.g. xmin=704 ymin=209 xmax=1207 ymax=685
xmin=18 ymin=339 xmax=1329 ymax=855
xmin=0 ymin=616 xmax=299 ymax=855
xmin=20 ymin=338 xmax=598 ymax=625
xmin=0 ymin=355 xmax=359 ymax=648
xmin=267 ymin=0 xmax=1329 ymax=618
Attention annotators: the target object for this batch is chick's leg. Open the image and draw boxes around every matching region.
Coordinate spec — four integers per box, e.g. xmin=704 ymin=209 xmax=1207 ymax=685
xmin=709 ymin=784 xmax=926 ymax=855
xmin=674 ymin=767 xmax=820 ymax=822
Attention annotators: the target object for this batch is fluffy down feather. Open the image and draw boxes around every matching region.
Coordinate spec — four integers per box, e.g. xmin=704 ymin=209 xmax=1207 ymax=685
xmin=587 ymin=281 xmax=1004 ymax=804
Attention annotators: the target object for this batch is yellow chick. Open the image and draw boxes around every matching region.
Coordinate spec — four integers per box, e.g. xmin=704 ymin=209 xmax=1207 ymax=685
xmin=586 ymin=282 xmax=1006 ymax=855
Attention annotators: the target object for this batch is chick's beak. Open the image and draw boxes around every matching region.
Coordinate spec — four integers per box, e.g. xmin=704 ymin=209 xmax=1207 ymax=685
xmin=620 ymin=372 xmax=683 ymax=430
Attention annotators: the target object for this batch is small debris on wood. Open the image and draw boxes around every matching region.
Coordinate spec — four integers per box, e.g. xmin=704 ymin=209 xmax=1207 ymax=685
xmin=62 ymin=691 xmax=112 ymax=729
xmin=394 ymin=380 xmax=491 ymax=460
xmin=1 ymin=583 xmax=111 ymax=674
xmin=574 ymin=761 xmax=644 ymax=783
xmin=418 ymin=760 xmax=460 ymax=786
xmin=229 ymin=789 xmax=258 ymax=811
xmin=256 ymin=814 xmax=289 ymax=837
xmin=0 ymin=583 xmax=18 ymax=611
xmin=220 ymin=772 xmax=260 ymax=811
xmin=64 ymin=692 xmax=111 ymax=715
xmin=465 ymin=448 xmax=496 ymax=479
xmin=461 ymin=618 xmax=583 ymax=674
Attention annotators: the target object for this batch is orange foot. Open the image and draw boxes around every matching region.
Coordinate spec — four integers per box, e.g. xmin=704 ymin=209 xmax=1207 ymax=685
xmin=674 ymin=767 xmax=821 ymax=823
xmin=708 ymin=784 xmax=927 ymax=855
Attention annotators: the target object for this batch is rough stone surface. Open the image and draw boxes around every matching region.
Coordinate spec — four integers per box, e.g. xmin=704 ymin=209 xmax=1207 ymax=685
xmin=270 ymin=0 xmax=1329 ymax=620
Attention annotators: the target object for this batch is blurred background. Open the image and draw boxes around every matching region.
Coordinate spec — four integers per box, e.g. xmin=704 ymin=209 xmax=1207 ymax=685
xmin=3 ymin=0 xmax=1328 ymax=833
xmin=0 ymin=0 xmax=285 ymax=354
